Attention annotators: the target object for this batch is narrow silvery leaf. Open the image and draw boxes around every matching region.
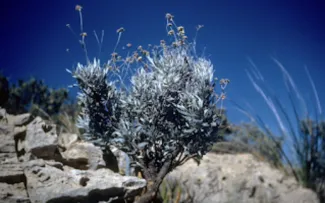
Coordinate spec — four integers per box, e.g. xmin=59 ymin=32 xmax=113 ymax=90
xmin=137 ymin=142 xmax=148 ymax=149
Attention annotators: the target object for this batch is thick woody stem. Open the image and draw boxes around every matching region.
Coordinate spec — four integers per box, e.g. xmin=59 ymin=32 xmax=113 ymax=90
xmin=135 ymin=149 xmax=180 ymax=203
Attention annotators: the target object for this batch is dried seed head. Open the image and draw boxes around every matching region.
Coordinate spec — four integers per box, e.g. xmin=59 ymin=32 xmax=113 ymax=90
xmin=220 ymin=78 xmax=230 ymax=85
xmin=182 ymin=35 xmax=188 ymax=40
xmin=133 ymin=51 xmax=139 ymax=58
xmin=116 ymin=27 xmax=125 ymax=33
xmin=160 ymin=40 xmax=166 ymax=45
xmin=75 ymin=5 xmax=83 ymax=11
xmin=168 ymin=30 xmax=175 ymax=36
xmin=142 ymin=50 xmax=149 ymax=56
xmin=165 ymin=13 xmax=174 ymax=20
xmin=179 ymin=39 xmax=185 ymax=45
xmin=137 ymin=56 xmax=142 ymax=62
xmin=80 ymin=32 xmax=87 ymax=37
xmin=128 ymin=58 xmax=135 ymax=64
xmin=221 ymin=94 xmax=226 ymax=100
xmin=137 ymin=45 xmax=143 ymax=50
xmin=172 ymin=42 xmax=178 ymax=47
xmin=111 ymin=52 xmax=118 ymax=59
xmin=196 ymin=24 xmax=204 ymax=30
xmin=126 ymin=43 xmax=132 ymax=48
xmin=177 ymin=26 xmax=184 ymax=32
xmin=167 ymin=23 xmax=172 ymax=27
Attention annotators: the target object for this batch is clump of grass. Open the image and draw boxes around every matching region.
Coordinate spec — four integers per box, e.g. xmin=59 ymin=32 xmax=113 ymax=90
xmin=31 ymin=101 xmax=81 ymax=137
xmin=237 ymin=58 xmax=324 ymax=201
xmin=160 ymin=179 xmax=182 ymax=203
xmin=159 ymin=177 xmax=195 ymax=203
xmin=53 ymin=102 xmax=81 ymax=135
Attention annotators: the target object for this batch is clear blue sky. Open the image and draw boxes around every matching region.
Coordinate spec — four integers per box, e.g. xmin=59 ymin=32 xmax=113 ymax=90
xmin=1 ymin=0 xmax=324 ymax=128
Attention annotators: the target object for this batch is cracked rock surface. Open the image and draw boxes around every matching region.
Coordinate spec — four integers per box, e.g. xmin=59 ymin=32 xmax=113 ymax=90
xmin=165 ymin=153 xmax=320 ymax=203
xmin=0 ymin=108 xmax=146 ymax=203
xmin=0 ymin=107 xmax=320 ymax=203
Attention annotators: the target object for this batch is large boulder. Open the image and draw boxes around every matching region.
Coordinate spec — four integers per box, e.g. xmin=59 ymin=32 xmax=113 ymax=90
xmin=0 ymin=108 xmax=147 ymax=203
xmin=59 ymin=133 xmax=106 ymax=170
xmin=24 ymin=159 xmax=146 ymax=203
xmin=165 ymin=153 xmax=319 ymax=203
xmin=24 ymin=116 xmax=58 ymax=159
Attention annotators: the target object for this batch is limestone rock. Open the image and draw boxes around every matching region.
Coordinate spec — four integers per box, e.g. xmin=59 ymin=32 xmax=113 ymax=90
xmin=0 ymin=109 xmax=29 ymax=202
xmin=0 ymin=159 xmax=25 ymax=184
xmin=0 ymin=126 xmax=15 ymax=153
xmin=58 ymin=133 xmax=79 ymax=148
xmin=0 ymin=109 xmax=147 ymax=203
xmin=0 ymin=182 xmax=30 ymax=203
xmin=0 ymin=108 xmax=8 ymax=124
xmin=61 ymin=140 xmax=106 ymax=170
xmin=13 ymin=113 xmax=33 ymax=126
xmin=166 ymin=153 xmax=319 ymax=203
xmin=0 ymin=109 xmax=32 ymax=127
xmin=0 ymin=108 xmax=321 ymax=203
xmin=0 ymin=116 xmax=25 ymax=185
xmin=24 ymin=117 xmax=58 ymax=159
xmin=279 ymin=187 xmax=320 ymax=203
xmin=24 ymin=159 xmax=146 ymax=203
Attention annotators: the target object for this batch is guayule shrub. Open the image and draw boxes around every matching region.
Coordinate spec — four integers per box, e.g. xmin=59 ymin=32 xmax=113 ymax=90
xmin=114 ymin=42 xmax=223 ymax=168
xmin=68 ymin=60 xmax=122 ymax=148
xmin=68 ymin=9 xmax=229 ymax=202
xmin=113 ymin=41 xmax=228 ymax=202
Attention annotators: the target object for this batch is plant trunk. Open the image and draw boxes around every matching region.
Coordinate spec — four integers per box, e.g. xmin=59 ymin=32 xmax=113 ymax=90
xmin=134 ymin=180 xmax=162 ymax=203
xmin=135 ymin=149 xmax=180 ymax=203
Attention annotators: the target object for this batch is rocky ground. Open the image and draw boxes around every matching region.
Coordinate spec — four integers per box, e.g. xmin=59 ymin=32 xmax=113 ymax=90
xmin=0 ymin=108 xmax=145 ymax=203
xmin=0 ymin=108 xmax=320 ymax=203
xmin=165 ymin=153 xmax=319 ymax=203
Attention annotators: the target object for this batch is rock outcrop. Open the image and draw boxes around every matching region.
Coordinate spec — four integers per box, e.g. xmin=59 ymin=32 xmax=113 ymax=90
xmin=165 ymin=153 xmax=319 ymax=203
xmin=0 ymin=109 xmax=30 ymax=203
xmin=0 ymin=108 xmax=321 ymax=203
xmin=0 ymin=108 xmax=146 ymax=203
xmin=24 ymin=159 xmax=145 ymax=203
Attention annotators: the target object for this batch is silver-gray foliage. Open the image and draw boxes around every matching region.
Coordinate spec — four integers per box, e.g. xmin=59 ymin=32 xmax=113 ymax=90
xmin=69 ymin=38 xmax=225 ymax=172
xmin=67 ymin=59 xmax=122 ymax=148
xmin=113 ymin=43 xmax=224 ymax=170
